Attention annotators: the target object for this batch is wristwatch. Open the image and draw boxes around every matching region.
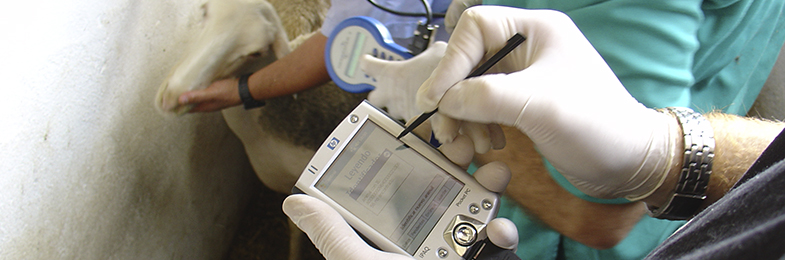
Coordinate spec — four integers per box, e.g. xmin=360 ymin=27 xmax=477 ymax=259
xmin=238 ymin=73 xmax=266 ymax=109
xmin=649 ymin=107 xmax=715 ymax=220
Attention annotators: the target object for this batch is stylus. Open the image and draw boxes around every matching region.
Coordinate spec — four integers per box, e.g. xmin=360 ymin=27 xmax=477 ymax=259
xmin=396 ymin=33 xmax=526 ymax=140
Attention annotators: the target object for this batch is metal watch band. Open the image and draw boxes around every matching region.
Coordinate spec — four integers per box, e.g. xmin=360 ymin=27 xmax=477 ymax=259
xmin=649 ymin=107 xmax=715 ymax=220
xmin=238 ymin=73 xmax=265 ymax=110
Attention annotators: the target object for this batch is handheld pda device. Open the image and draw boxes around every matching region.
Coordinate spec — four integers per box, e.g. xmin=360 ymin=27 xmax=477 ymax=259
xmin=325 ymin=16 xmax=413 ymax=93
xmin=294 ymin=100 xmax=500 ymax=259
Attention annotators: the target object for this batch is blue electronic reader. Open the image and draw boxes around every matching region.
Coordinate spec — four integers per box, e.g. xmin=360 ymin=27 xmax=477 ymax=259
xmin=325 ymin=16 xmax=413 ymax=93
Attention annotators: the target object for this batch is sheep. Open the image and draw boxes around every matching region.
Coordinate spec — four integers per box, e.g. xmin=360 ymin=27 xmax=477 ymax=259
xmin=155 ymin=0 xmax=366 ymax=195
xmin=153 ymin=1 xmax=370 ymax=259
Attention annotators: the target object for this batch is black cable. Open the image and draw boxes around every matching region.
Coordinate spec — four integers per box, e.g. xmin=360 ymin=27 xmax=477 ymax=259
xmin=366 ymin=0 xmax=445 ymax=20
xmin=420 ymin=0 xmax=433 ymax=25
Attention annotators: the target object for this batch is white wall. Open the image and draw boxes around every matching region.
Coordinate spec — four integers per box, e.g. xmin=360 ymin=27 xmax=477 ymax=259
xmin=0 ymin=0 xmax=257 ymax=259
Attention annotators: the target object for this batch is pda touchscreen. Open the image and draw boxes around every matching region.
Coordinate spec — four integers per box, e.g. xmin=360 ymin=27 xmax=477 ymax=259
xmin=315 ymin=120 xmax=465 ymax=255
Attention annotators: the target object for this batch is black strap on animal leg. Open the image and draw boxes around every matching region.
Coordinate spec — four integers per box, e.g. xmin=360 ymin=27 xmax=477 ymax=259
xmin=238 ymin=73 xmax=265 ymax=109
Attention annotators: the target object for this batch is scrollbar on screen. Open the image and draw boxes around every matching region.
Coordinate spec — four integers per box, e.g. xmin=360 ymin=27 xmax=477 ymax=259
xmin=316 ymin=120 xmax=464 ymax=254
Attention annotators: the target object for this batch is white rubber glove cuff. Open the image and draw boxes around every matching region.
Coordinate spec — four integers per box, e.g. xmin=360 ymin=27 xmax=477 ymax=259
xmin=544 ymin=108 xmax=679 ymax=200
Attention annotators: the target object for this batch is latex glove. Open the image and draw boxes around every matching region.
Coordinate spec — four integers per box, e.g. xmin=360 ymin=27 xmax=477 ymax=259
xmin=444 ymin=0 xmax=482 ymax=33
xmin=417 ymin=6 xmax=678 ymax=200
xmin=360 ymin=41 xmax=447 ymax=121
xmin=361 ymin=41 xmax=506 ymax=153
xmin=283 ymin=129 xmax=516 ymax=260
xmin=284 ymin=195 xmax=518 ymax=260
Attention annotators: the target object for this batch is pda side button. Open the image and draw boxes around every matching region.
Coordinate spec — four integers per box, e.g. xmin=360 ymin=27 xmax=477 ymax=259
xmin=482 ymin=199 xmax=493 ymax=210
xmin=453 ymin=223 xmax=477 ymax=246
xmin=469 ymin=203 xmax=480 ymax=214
xmin=437 ymin=248 xmax=449 ymax=258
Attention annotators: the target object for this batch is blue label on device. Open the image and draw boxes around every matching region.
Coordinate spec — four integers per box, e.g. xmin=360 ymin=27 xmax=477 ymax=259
xmin=325 ymin=16 xmax=413 ymax=93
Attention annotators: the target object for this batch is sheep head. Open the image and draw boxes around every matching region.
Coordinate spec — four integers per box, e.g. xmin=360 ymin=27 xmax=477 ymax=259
xmin=155 ymin=0 xmax=290 ymax=115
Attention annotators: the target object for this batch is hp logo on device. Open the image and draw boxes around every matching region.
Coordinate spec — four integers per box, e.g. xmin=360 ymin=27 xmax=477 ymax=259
xmin=327 ymin=137 xmax=340 ymax=150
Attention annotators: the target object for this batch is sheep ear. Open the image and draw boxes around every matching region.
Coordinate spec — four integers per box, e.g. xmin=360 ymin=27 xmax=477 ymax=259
xmin=255 ymin=1 xmax=291 ymax=59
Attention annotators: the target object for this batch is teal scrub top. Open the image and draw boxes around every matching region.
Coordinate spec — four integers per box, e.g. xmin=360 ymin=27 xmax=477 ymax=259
xmin=476 ymin=0 xmax=785 ymax=259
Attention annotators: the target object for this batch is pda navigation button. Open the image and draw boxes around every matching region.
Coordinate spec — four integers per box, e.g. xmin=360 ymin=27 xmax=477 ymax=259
xmin=453 ymin=223 xmax=477 ymax=246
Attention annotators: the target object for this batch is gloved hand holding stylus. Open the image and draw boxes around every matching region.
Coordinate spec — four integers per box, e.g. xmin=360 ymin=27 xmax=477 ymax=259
xmin=360 ymin=40 xmax=506 ymax=154
xmin=417 ymin=6 xmax=679 ymax=200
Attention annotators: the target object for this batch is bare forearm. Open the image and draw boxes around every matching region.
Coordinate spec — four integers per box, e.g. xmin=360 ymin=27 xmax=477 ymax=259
xmin=475 ymin=126 xmax=645 ymax=249
xmin=248 ymin=33 xmax=331 ymax=99
xmin=644 ymin=113 xmax=785 ymax=209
